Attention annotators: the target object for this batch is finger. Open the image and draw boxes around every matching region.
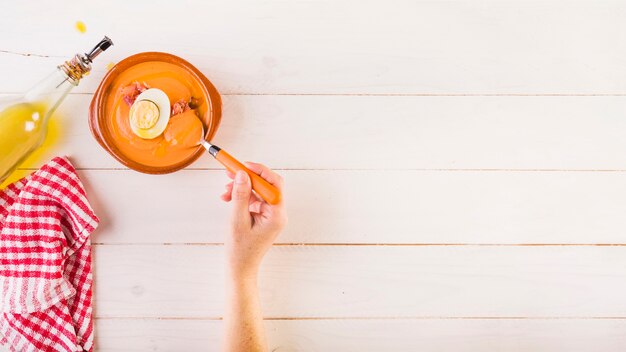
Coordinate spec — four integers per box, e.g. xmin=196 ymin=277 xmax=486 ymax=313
xmin=228 ymin=181 xmax=261 ymax=204
xmin=244 ymin=162 xmax=284 ymax=190
xmin=249 ymin=189 xmax=262 ymax=204
xmin=230 ymin=170 xmax=252 ymax=228
xmin=225 ymin=170 xmax=236 ymax=180
xmin=258 ymin=202 xmax=275 ymax=220
xmin=221 ymin=182 xmax=234 ymax=202
xmin=248 ymin=199 xmax=263 ymax=213
xmin=222 ymin=181 xmax=257 ymax=203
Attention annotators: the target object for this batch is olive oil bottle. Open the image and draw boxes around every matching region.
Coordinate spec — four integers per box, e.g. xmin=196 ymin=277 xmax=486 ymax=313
xmin=0 ymin=37 xmax=113 ymax=184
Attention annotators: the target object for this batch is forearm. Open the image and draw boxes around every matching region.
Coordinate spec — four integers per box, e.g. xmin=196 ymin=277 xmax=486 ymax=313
xmin=223 ymin=272 xmax=267 ymax=352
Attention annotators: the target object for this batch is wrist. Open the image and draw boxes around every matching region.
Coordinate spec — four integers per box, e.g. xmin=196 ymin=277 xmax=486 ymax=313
xmin=228 ymin=266 xmax=258 ymax=286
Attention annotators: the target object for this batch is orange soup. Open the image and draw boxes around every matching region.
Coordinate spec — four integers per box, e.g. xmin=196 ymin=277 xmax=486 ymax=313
xmin=104 ymin=61 xmax=207 ymax=167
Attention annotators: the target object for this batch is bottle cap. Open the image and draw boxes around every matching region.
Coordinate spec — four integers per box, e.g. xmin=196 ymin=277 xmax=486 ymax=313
xmin=60 ymin=36 xmax=114 ymax=84
xmin=85 ymin=36 xmax=114 ymax=63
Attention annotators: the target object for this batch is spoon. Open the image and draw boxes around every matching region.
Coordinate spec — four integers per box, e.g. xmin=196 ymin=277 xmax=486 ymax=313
xmin=197 ymin=124 xmax=282 ymax=205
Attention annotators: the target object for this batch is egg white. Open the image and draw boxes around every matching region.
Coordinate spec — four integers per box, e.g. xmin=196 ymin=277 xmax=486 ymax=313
xmin=129 ymin=88 xmax=171 ymax=139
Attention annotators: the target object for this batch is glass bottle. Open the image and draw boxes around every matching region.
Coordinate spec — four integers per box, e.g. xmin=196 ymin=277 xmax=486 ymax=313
xmin=0 ymin=36 xmax=113 ymax=184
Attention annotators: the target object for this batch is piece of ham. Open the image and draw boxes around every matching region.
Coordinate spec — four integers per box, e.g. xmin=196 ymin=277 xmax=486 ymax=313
xmin=121 ymin=81 xmax=149 ymax=106
xmin=171 ymin=97 xmax=201 ymax=116
xmin=171 ymin=99 xmax=191 ymax=116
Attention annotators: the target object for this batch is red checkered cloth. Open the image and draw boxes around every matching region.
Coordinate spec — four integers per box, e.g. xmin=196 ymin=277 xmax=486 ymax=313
xmin=0 ymin=157 xmax=99 ymax=352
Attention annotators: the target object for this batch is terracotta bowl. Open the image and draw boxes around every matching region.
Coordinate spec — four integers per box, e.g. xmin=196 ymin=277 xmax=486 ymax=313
xmin=89 ymin=52 xmax=222 ymax=174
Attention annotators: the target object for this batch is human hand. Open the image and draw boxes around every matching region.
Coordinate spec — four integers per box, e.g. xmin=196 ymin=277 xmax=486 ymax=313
xmin=221 ymin=162 xmax=287 ymax=281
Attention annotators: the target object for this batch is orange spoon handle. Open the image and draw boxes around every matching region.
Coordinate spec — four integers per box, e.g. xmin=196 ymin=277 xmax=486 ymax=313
xmin=211 ymin=147 xmax=282 ymax=205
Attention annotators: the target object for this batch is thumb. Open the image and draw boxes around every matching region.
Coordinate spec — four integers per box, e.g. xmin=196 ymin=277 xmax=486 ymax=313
xmin=231 ymin=170 xmax=252 ymax=224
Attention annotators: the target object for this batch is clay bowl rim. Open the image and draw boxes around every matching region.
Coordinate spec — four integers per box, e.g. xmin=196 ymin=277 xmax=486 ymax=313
xmin=89 ymin=51 xmax=222 ymax=174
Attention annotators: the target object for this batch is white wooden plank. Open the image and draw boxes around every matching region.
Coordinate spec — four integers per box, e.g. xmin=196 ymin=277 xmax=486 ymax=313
xmin=95 ymin=319 xmax=222 ymax=352
xmin=8 ymin=95 xmax=626 ymax=171
xmin=94 ymin=318 xmax=626 ymax=352
xmin=1 ymin=1 xmax=625 ymax=94
xmin=81 ymin=169 xmax=626 ymax=244
xmin=93 ymin=245 xmax=626 ymax=318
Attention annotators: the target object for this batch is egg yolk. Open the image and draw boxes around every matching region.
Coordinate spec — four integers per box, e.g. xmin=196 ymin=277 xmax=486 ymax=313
xmin=129 ymin=100 xmax=160 ymax=129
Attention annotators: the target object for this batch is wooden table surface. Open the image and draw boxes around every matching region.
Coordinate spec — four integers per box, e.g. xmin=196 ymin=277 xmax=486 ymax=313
xmin=3 ymin=1 xmax=626 ymax=350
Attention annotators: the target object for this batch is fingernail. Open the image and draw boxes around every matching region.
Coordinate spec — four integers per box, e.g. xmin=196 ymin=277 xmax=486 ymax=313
xmin=235 ymin=171 xmax=247 ymax=184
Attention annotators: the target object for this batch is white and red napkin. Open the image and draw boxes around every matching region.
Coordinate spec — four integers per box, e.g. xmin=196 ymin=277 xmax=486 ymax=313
xmin=0 ymin=157 xmax=99 ymax=352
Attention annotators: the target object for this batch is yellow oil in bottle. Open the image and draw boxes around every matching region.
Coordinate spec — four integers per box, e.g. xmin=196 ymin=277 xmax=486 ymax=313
xmin=0 ymin=117 xmax=61 ymax=189
xmin=0 ymin=102 xmax=54 ymax=188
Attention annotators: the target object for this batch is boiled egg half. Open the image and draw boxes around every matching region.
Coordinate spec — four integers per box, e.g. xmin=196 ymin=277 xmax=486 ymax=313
xmin=129 ymin=88 xmax=170 ymax=139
